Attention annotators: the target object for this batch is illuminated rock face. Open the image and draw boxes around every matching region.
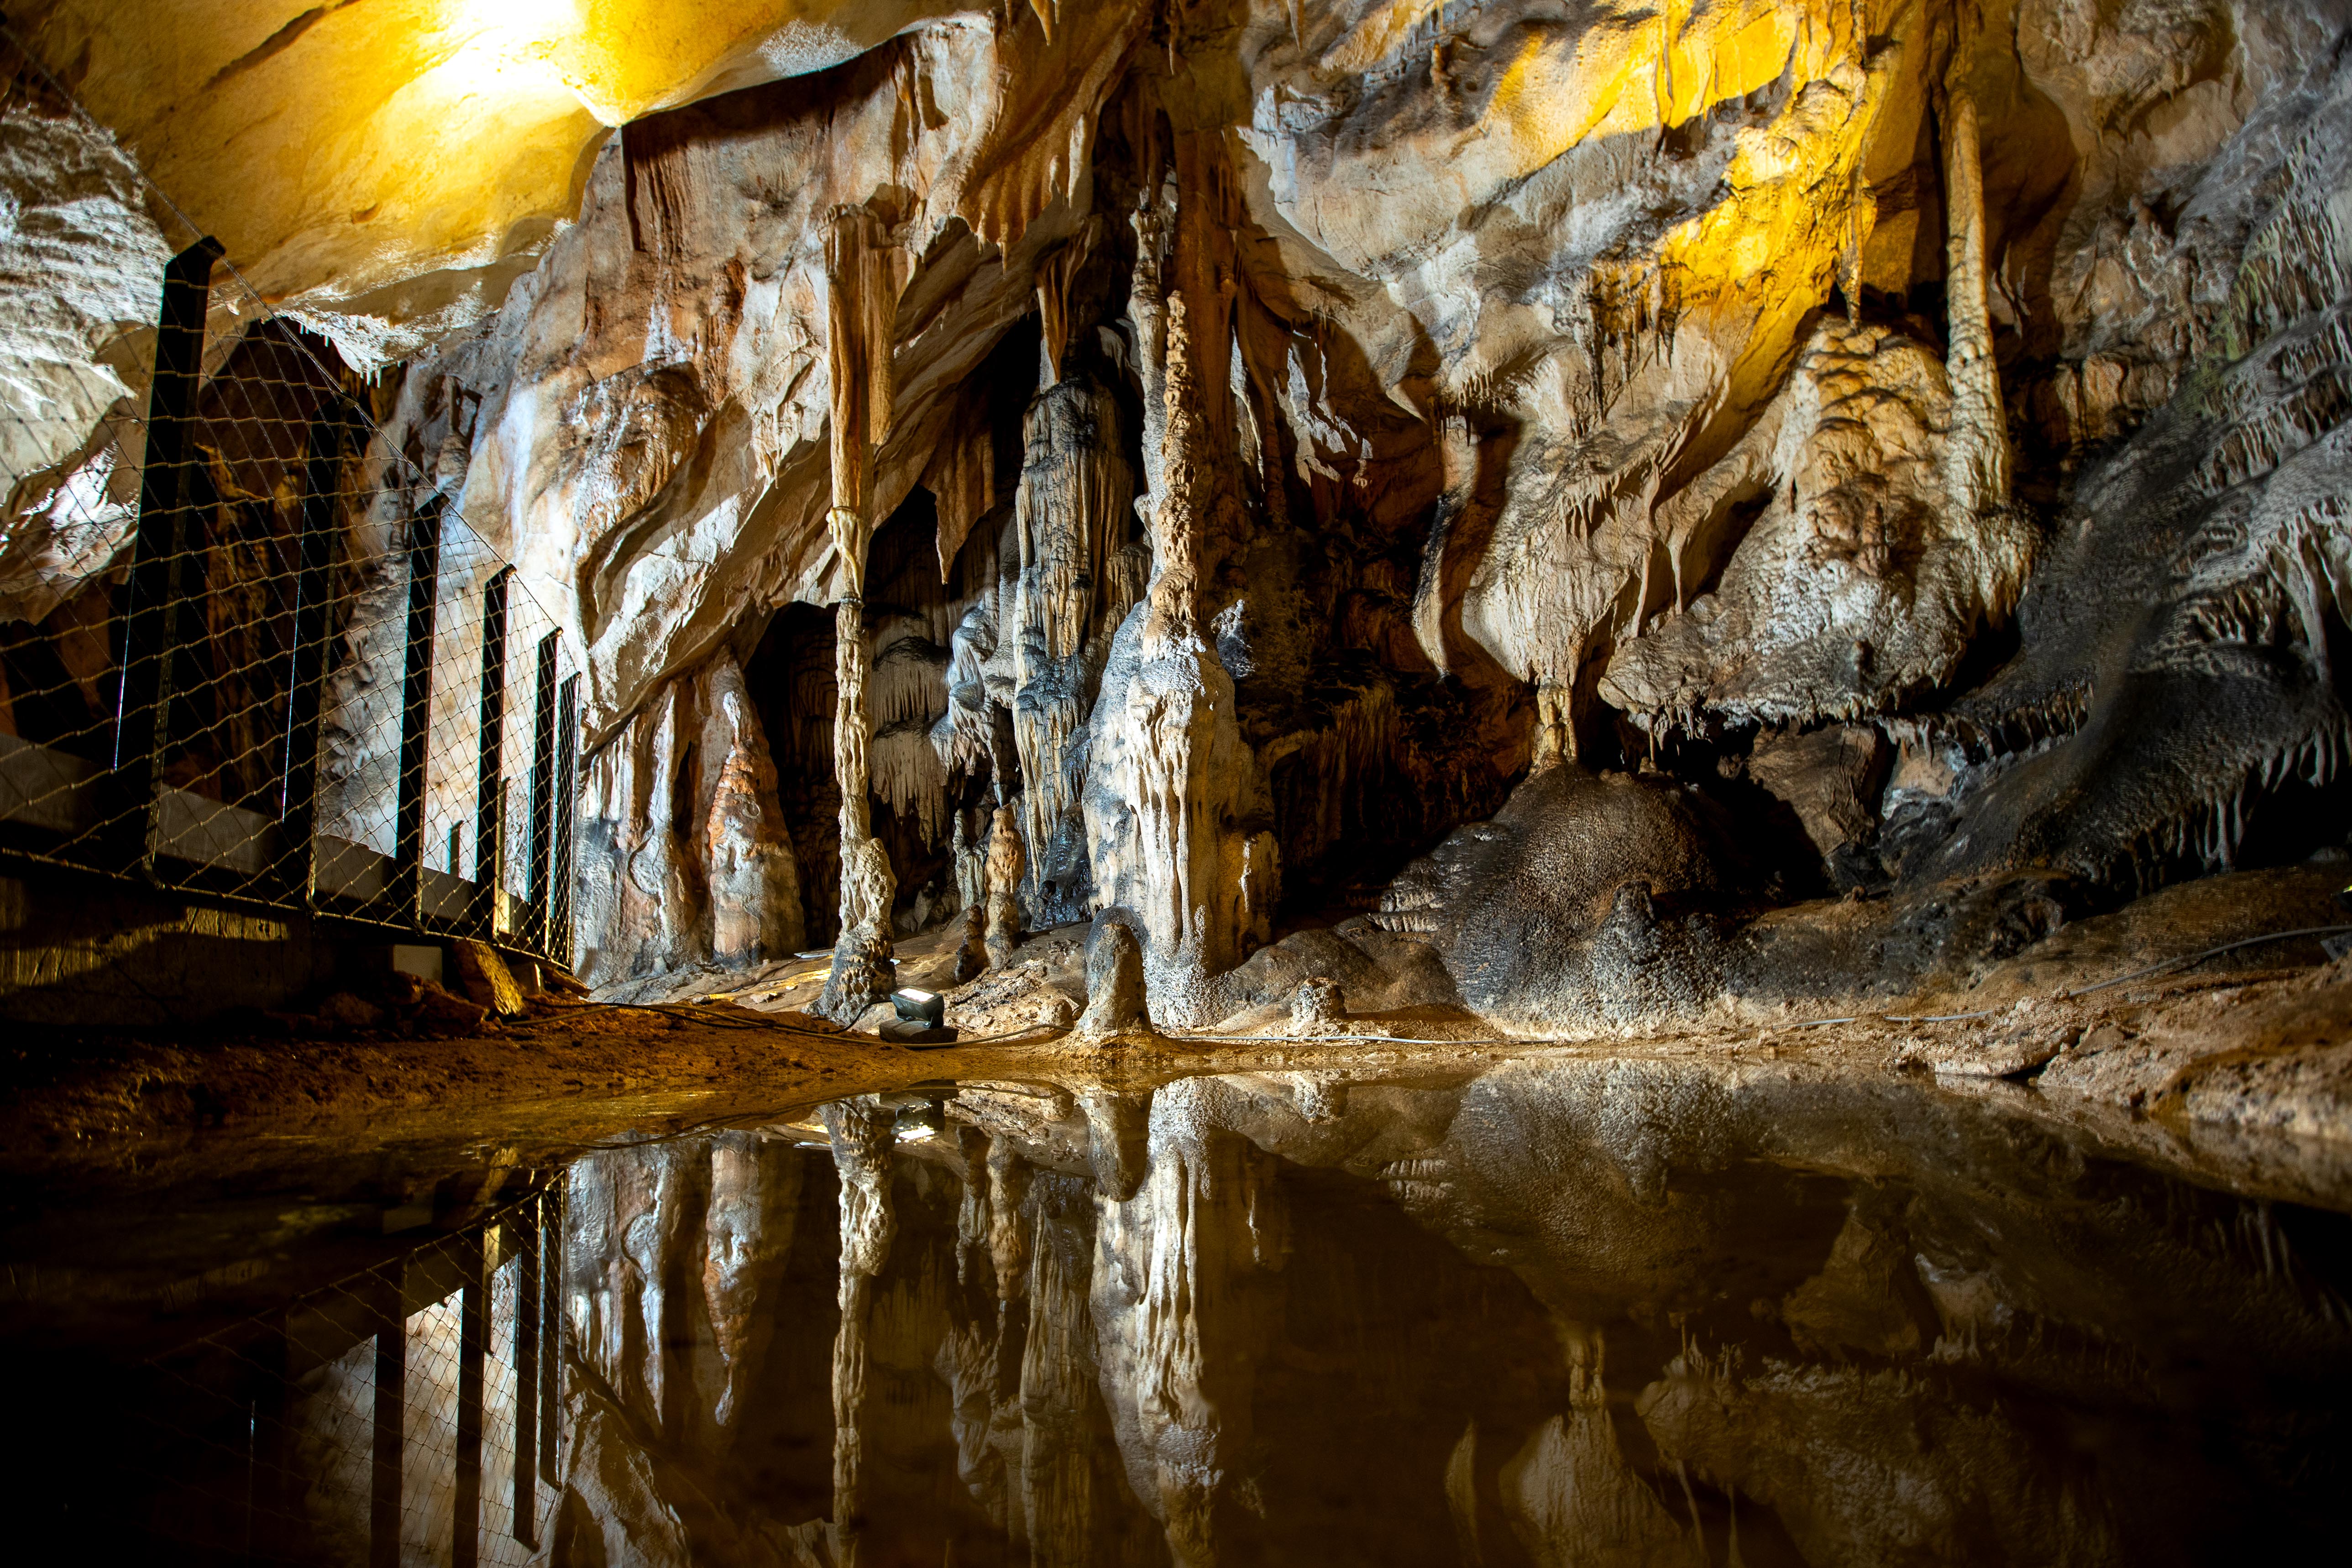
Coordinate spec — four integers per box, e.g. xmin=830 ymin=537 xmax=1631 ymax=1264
xmin=8 ymin=0 xmax=2352 ymax=1009
xmin=7 ymin=0 xmax=971 ymax=357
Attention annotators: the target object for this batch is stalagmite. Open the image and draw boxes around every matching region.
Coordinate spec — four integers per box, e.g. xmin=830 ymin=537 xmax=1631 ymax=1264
xmin=697 ymin=656 xmax=806 ymax=965
xmin=1076 ymin=918 xmax=1149 ymax=1038
xmin=1011 ymin=375 xmax=1135 ymax=924
xmin=1089 ymin=144 xmax=1281 ymax=1021
xmin=817 ymin=207 xmax=904 ymax=1025
xmin=1289 ymin=975 xmax=1344 ymax=1033
xmin=949 ymin=902 xmax=989 ymax=984
xmin=985 ymin=803 xmax=1027 ymax=969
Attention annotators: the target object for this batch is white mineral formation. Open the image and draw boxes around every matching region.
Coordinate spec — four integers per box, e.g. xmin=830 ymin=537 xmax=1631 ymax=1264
xmin=4 ymin=0 xmax=2349 ymax=1026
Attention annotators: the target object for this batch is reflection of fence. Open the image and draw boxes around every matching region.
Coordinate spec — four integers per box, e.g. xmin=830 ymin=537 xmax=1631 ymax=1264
xmin=134 ymin=1188 xmax=566 ymax=1566
xmin=0 ymin=56 xmax=578 ymax=969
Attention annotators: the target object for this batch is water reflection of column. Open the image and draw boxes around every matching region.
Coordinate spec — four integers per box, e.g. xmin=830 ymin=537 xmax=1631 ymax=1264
xmin=704 ymin=1135 xmax=805 ymax=1446
xmin=1092 ymin=1080 xmax=1289 ymax=1568
xmin=822 ymin=1098 xmax=897 ymax=1567
xmin=1023 ymin=1171 xmax=1105 ymax=1568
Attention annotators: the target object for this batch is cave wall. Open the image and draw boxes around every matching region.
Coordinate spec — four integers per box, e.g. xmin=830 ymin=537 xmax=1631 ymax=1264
xmin=8 ymin=0 xmax=2352 ymax=1012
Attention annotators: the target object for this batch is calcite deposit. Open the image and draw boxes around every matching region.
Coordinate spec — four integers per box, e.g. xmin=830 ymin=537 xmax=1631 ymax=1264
xmin=6 ymin=0 xmax=2352 ymax=1030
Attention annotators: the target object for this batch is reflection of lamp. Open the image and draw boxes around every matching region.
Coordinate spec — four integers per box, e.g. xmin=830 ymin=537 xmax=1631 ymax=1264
xmin=891 ymin=989 xmax=944 ymax=1027
xmin=892 ymin=1101 xmax=945 ymax=1143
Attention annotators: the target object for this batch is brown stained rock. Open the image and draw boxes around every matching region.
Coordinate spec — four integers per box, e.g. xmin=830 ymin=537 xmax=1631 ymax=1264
xmin=450 ymin=940 xmax=527 ymax=1018
xmin=984 ymin=805 xmax=1026 ymax=971
xmin=313 ymin=992 xmax=383 ymax=1033
xmin=1289 ymin=976 xmax=1345 ymax=1034
xmin=1747 ymin=725 xmax=1893 ymax=869
xmin=1075 ymin=920 xmax=1149 ymax=1039
xmin=948 ymin=905 xmax=988 ymax=986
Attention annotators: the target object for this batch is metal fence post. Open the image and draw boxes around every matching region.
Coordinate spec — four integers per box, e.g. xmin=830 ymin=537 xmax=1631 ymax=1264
xmin=370 ymin=1269 xmax=406 ymax=1568
xmin=552 ymin=674 xmax=580 ymax=969
xmin=540 ymin=1183 xmax=563 ymax=1486
xmin=454 ymin=1234 xmax=487 ymax=1568
xmin=281 ymin=399 xmax=353 ymax=902
xmin=470 ymin=567 xmax=513 ymax=936
xmin=394 ymin=499 xmax=444 ymax=926
xmin=513 ymin=1203 xmax=541 ymax=1547
xmin=526 ymin=633 xmax=559 ymax=953
xmin=110 ymin=235 xmax=222 ymax=873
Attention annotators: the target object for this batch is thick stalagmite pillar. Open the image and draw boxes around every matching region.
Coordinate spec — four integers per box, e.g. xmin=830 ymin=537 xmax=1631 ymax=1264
xmin=818 ymin=208 xmax=903 ymax=1024
xmin=1010 ymin=372 xmax=1135 ymax=925
xmin=1087 ymin=132 xmax=1279 ymax=1025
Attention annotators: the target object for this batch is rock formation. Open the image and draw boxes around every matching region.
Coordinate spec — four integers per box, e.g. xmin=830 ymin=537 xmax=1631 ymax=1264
xmin=7 ymin=0 xmax=2352 ymax=1024
xmin=984 ymin=801 xmax=1027 ymax=970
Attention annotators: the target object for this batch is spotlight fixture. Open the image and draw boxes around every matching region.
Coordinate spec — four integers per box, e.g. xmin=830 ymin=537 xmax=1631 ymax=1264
xmin=891 ymin=988 xmax=945 ymax=1027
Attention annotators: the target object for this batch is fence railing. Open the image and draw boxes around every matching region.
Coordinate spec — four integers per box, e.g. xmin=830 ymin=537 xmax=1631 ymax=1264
xmin=0 ymin=45 xmax=579 ymax=971
xmin=124 ymin=1185 xmax=567 ymax=1566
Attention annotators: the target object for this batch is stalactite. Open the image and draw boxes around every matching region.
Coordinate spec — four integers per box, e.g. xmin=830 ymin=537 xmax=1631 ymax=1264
xmin=1412 ymin=410 xmax=1475 ymax=676
xmin=1036 ymin=226 xmax=1095 ymax=389
xmin=1129 ymin=173 xmax=1176 ymax=532
xmin=927 ymin=393 xmax=997 ymax=582
xmin=1941 ymin=79 xmax=2010 ymax=515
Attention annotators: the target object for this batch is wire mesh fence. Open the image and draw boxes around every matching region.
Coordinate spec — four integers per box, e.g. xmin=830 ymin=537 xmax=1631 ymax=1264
xmin=129 ymin=1186 xmax=568 ymax=1567
xmin=0 ymin=35 xmax=578 ymax=969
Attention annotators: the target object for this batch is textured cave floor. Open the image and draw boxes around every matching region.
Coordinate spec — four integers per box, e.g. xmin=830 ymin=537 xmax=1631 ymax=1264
xmin=2 ymin=868 xmax=2351 ymax=1219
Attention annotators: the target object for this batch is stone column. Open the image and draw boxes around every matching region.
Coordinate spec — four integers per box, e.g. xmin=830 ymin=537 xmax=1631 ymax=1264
xmin=818 ymin=207 xmax=902 ymax=1024
xmin=1087 ymin=135 xmax=1279 ymax=1025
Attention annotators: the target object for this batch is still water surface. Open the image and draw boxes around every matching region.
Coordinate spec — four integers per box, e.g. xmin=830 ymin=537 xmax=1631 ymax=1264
xmin=8 ymin=1058 xmax=2351 ymax=1565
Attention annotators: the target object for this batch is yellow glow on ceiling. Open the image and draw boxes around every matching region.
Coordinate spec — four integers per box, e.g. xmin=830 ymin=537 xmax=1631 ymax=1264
xmin=16 ymin=1 xmax=961 ymax=315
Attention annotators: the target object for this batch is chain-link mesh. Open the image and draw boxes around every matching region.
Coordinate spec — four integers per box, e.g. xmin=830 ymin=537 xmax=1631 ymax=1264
xmin=129 ymin=1188 xmax=568 ymax=1566
xmin=0 ymin=36 xmax=578 ymax=969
